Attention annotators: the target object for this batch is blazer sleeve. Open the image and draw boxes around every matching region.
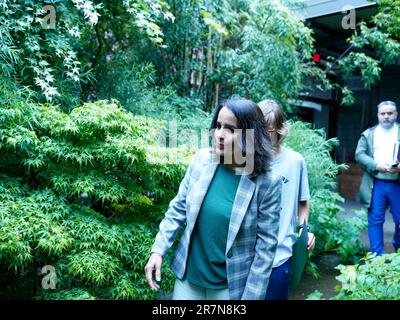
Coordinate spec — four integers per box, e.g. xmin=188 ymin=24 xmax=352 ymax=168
xmin=241 ymin=174 xmax=281 ymax=300
xmin=355 ymin=131 xmax=377 ymax=175
xmin=150 ymin=150 xmax=199 ymax=256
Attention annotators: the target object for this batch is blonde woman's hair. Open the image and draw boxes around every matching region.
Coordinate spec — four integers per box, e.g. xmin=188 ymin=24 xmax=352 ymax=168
xmin=258 ymin=99 xmax=290 ymax=147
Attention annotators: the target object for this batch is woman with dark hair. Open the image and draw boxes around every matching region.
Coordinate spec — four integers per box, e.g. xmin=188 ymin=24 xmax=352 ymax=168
xmin=145 ymin=97 xmax=281 ymax=300
xmin=209 ymin=98 xmax=273 ymax=175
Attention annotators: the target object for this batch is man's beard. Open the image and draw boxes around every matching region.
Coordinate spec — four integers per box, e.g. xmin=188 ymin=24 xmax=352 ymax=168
xmin=380 ymin=120 xmax=396 ymax=129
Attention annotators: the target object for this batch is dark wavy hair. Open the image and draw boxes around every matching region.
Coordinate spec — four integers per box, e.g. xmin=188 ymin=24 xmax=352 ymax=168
xmin=210 ymin=97 xmax=273 ymax=175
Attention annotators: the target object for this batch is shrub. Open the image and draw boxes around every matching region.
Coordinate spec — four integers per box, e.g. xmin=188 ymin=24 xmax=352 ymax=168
xmin=95 ymin=56 xmax=213 ymax=148
xmin=333 ymin=252 xmax=400 ymax=300
xmin=0 ymin=89 xmax=191 ymax=299
xmin=285 ymin=121 xmax=367 ymax=262
xmin=0 ymin=1 xmax=174 ymax=104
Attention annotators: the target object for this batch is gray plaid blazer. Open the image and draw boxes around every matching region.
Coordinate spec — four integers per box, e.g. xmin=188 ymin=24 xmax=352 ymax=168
xmin=151 ymin=148 xmax=281 ymax=300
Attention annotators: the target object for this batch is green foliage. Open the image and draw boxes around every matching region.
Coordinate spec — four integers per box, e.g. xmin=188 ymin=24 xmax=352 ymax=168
xmin=373 ymin=0 xmax=400 ymax=38
xmin=0 ymin=89 xmax=192 ymax=299
xmin=285 ymin=122 xmax=367 ymax=261
xmin=310 ymin=193 xmax=367 ymax=261
xmin=149 ymin=0 xmax=213 ymax=95
xmin=0 ymin=165 xmax=177 ymax=300
xmin=0 ymin=0 xmax=174 ymax=104
xmin=94 ymin=54 xmax=213 ymax=148
xmin=351 ymin=22 xmax=400 ymax=66
xmin=285 ymin=121 xmax=345 ymax=192
xmin=306 ymin=289 xmax=325 ymax=300
xmin=1 ymin=0 xmax=330 ymax=112
xmin=341 ymin=86 xmax=355 ymax=107
xmin=333 ymin=252 xmax=400 ymax=300
xmin=336 ymin=0 xmax=400 ymax=104
xmin=38 ymin=288 xmax=96 ymax=300
xmin=120 ymin=0 xmax=328 ymax=111
xmin=1 ymin=94 xmax=189 ymax=203
xmin=339 ymin=52 xmax=381 ymax=89
xmin=66 ymin=250 xmax=120 ymax=286
xmin=216 ymin=0 xmax=325 ymax=111
xmin=127 ymin=88 xmax=212 ymax=149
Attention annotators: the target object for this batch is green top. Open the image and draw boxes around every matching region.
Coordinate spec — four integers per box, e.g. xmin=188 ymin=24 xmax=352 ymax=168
xmin=185 ymin=165 xmax=241 ymax=289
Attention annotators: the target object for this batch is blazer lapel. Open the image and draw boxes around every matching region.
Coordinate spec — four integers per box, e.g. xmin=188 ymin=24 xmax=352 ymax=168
xmin=187 ymin=162 xmax=219 ymax=226
xmin=226 ymin=174 xmax=256 ymax=254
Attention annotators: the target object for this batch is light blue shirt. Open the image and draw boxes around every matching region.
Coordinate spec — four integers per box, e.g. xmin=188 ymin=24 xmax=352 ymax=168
xmin=271 ymin=147 xmax=310 ymax=268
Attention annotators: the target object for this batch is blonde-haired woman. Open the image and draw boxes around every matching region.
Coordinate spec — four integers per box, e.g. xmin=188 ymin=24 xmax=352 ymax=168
xmin=258 ymin=99 xmax=315 ymax=300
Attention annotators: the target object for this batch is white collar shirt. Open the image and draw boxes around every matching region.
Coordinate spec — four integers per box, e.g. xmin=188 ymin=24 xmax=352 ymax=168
xmin=373 ymin=124 xmax=399 ymax=165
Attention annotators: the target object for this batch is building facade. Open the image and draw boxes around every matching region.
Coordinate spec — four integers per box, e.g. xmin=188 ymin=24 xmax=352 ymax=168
xmin=295 ymin=1 xmax=400 ymax=200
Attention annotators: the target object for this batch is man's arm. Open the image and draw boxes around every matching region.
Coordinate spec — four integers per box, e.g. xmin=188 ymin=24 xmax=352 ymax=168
xmin=354 ymin=133 xmax=378 ymax=175
xmin=298 ymin=200 xmax=309 ymax=226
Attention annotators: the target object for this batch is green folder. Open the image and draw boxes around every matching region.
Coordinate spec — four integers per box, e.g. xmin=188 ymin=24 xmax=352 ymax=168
xmin=290 ymin=221 xmax=309 ymax=290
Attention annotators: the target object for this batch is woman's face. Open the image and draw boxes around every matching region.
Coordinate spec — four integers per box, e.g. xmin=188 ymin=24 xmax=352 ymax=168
xmin=214 ymin=107 xmax=241 ymax=160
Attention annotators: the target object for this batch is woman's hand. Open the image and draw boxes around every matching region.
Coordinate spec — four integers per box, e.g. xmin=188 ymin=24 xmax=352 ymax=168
xmin=144 ymin=252 xmax=163 ymax=290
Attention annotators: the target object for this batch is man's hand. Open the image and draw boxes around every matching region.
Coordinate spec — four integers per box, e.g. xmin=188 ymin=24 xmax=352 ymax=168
xmin=307 ymin=232 xmax=315 ymax=251
xmin=376 ymin=164 xmax=392 ymax=172
xmin=144 ymin=252 xmax=163 ymax=290
xmin=297 ymin=229 xmax=315 ymax=251
xmin=389 ymin=163 xmax=400 ymax=173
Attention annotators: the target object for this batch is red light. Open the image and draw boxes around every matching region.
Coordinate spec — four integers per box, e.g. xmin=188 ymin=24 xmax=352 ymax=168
xmin=313 ymin=53 xmax=321 ymax=63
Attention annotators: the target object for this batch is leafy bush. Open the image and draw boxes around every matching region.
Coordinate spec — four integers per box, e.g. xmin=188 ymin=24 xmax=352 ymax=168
xmin=94 ymin=55 xmax=213 ymax=148
xmin=0 ymin=87 xmax=192 ymax=299
xmin=37 ymin=288 xmax=96 ymax=300
xmin=285 ymin=121 xmax=367 ymax=262
xmin=216 ymin=0 xmax=329 ymax=111
xmin=127 ymin=87 xmax=213 ymax=149
xmin=309 ymin=192 xmax=367 ymax=262
xmin=0 ymin=1 xmax=174 ymax=104
xmin=333 ymin=252 xmax=400 ymax=300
